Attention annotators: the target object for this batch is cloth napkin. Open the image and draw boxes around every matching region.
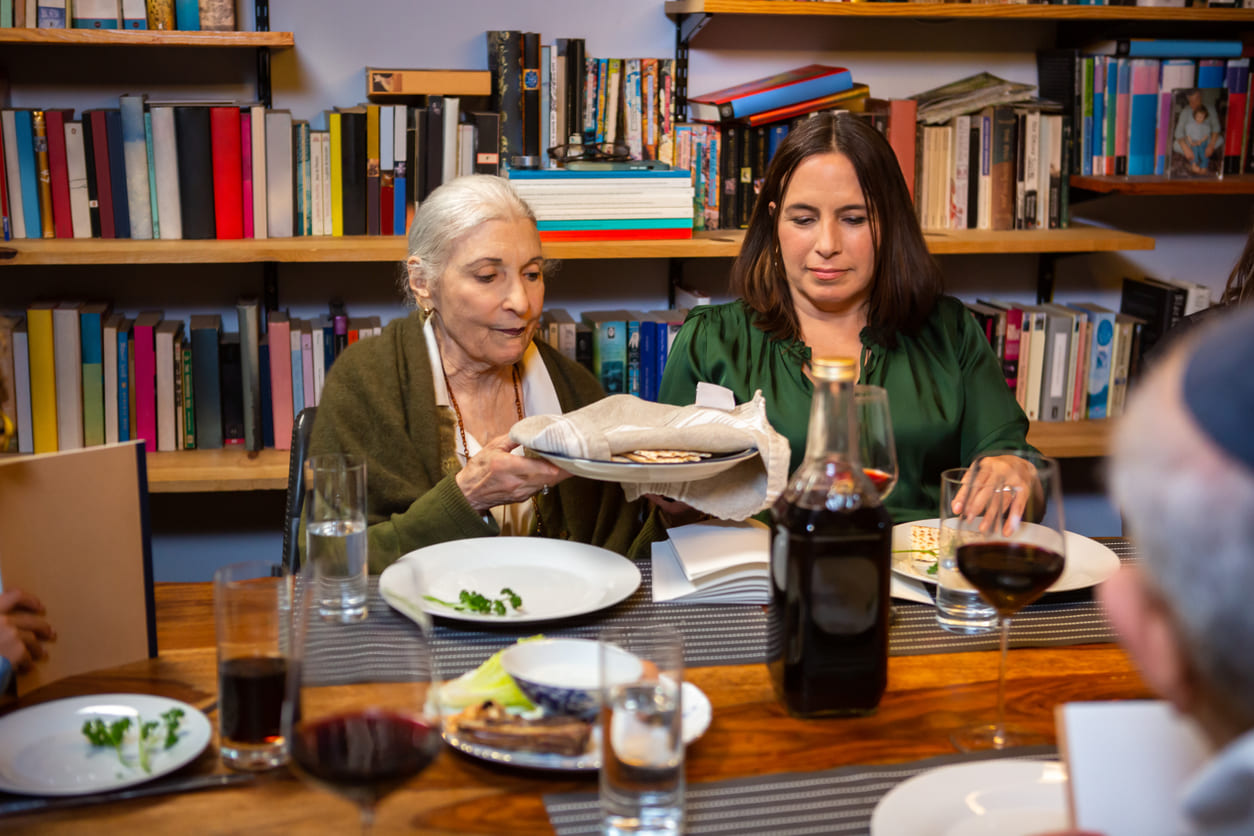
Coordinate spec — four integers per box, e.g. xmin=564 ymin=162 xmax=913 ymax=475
xmin=509 ymin=392 xmax=791 ymax=521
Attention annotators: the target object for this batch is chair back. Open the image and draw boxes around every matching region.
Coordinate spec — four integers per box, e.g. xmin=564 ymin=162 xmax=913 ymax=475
xmin=283 ymin=406 xmax=318 ymax=573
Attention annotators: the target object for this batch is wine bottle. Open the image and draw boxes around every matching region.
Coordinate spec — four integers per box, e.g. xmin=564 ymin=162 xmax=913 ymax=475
xmin=767 ymin=356 xmax=893 ymax=717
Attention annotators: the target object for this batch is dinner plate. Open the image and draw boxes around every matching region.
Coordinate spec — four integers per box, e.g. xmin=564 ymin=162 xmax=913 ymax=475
xmin=890 ymin=519 xmax=1122 ymax=594
xmin=0 ymin=693 xmax=212 ymax=796
xmin=442 ymin=680 xmax=712 ymax=771
xmin=871 ymin=760 xmax=1067 ymax=836
xmin=526 ymin=447 xmax=758 ymax=484
xmin=380 ymin=537 xmax=642 ymax=625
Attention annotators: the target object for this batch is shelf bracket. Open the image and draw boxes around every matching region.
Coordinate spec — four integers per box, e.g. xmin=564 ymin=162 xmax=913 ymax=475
xmin=1037 ymin=253 xmax=1056 ymax=304
xmin=263 ymin=262 xmax=279 ymax=318
xmin=667 ymin=257 xmax=684 ymax=309
xmin=255 ymin=0 xmax=272 ymax=107
xmin=673 ymin=12 xmax=711 ymax=125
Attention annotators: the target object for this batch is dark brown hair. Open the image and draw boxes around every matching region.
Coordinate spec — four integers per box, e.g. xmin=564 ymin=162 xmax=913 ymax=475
xmin=1222 ymin=218 xmax=1254 ymax=306
xmin=730 ymin=112 xmax=942 ymax=347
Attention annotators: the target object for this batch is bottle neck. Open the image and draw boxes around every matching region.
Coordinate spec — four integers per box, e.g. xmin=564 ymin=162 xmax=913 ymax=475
xmin=804 ymin=376 xmax=861 ymax=468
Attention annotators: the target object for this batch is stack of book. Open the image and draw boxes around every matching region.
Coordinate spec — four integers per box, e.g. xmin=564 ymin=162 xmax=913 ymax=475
xmin=3 ymin=0 xmax=240 ymax=30
xmin=506 ymin=168 xmax=695 ymax=241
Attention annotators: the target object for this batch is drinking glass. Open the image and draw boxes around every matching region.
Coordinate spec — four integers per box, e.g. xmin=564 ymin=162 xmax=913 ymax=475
xmin=855 ymin=385 xmax=898 ymax=500
xmin=934 ymin=467 xmax=997 ymax=634
xmin=950 ymin=449 xmax=1066 ymax=751
xmin=214 ymin=560 xmax=292 ymax=770
xmin=600 ymin=625 xmax=685 ymax=836
xmin=304 ymin=453 xmax=368 ymax=623
xmin=284 ymin=562 xmax=442 ymax=834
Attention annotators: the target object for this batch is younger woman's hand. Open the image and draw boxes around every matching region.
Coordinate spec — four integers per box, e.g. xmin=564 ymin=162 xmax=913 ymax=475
xmin=455 ymin=435 xmax=571 ymax=513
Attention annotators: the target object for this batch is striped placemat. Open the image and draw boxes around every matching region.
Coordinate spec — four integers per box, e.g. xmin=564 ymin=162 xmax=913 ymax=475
xmin=303 ymin=539 xmax=1134 ymax=685
xmin=544 ymin=746 xmax=1058 ymax=836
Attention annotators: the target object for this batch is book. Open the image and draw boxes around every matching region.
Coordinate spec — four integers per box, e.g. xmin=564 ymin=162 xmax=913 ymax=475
xmin=103 ymin=108 xmax=132 ymax=238
xmin=1066 ymin=302 xmax=1119 ymax=420
xmin=147 ymin=0 xmax=174 ymax=29
xmin=52 ymin=302 xmax=84 ymax=450
xmin=988 ymin=105 xmax=1018 ymax=231
xmin=14 ymin=110 xmax=44 ymax=239
xmin=365 ymin=67 xmax=490 ymax=99
xmin=173 ymin=105 xmax=215 ymax=239
xmin=1110 ymin=313 xmax=1140 ymax=418
xmin=13 ymin=319 xmax=34 ymax=453
xmin=266 ymin=311 xmax=293 ymax=451
xmin=148 ymin=105 xmax=181 ymax=239
xmin=116 ymin=316 xmax=133 ymax=442
xmin=912 ymin=72 xmax=1037 ymax=126
xmin=1120 ymin=275 xmax=1186 ymax=360
xmin=732 ymin=83 xmax=871 ymax=128
xmin=102 ymin=312 xmax=123 ymax=444
xmin=0 ymin=110 xmax=25 ymax=239
xmin=486 ymin=30 xmax=524 ymax=171
xmin=522 ymin=31 xmax=542 ymax=161
xmin=365 ymin=104 xmax=380 ymax=236
xmin=335 ymin=106 xmax=364 ymax=236
xmin=173 ymin=0 xmax=196 ymax=29
xmin=580 ymin=309 xmax=628 ymax=394
xmin=73 ymin=0 xmax=120 ymax=28
xmin=0 ymin=441 xmax=155 ymax=696
xmin=209 ymin=104 xmax=243 ymax=239
xmin=219 ymin=333 xmax=244 ymax=446
xmin=688 ymin=64 xmax=853 ymax=123
xmin=189 ymin=314 xmax=223 ymax=449
xmin=119 ymin=94 xmax=153 ymax=239
xmin=1223 ymin=58 xmax=1249 ymax=176
xmin=36 ymin=0 xmax=66 ymax=27
xmin=249 ymin=103 xmax=267 ymax=239
xmin=650 ymin=520 xmax=770 ymax=605
xmin=235 ymin=297 xmax=262 ymax=451
xmin=131 ymin=310 xmax=162 ymax=453
xmin=79 ymin=301 xmax=110 ymax=447
xmin=0 ymin=316 xmax=17 ymax=452
xmin=198 ymin=0 xmax=233 ymax=31
xmin=154 ymin=318 xmax=181 ymax=452
xmin=392 ymin=105 xmax=406 ymax=235
xmin=1083 ymin=38 xmax=1243 ymax=58
xmin=265 ymin=109 xmax=294 ymax=237
xmin=177 ymin=328 xmax=192 ymax=449
xmin=241 ymin=112 xmax=254 ymax=236
xmin=42 ymin=108 xmax=74 ymax=239
xmin=121 ymin=0 xmax=145 ymax=27
xmin=1041 ymin=303 xmax=1082 ymax=422
xmin=1127 ymin=59 xmax=1159 ymax=176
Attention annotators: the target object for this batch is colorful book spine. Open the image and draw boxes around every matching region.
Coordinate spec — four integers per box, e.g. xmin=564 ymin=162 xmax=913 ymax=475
xmin=26 ymin=303 xmax=58 ymax=453
xmin=52 ymin=302 xmax=83 ymax=450
xmin=43 ymin=109 xmax=73 ymax=238
xmin=73 ymin=0 xmax=120 ymax=28
xmin=393 ymin=105 xmax=407 ymax=236
xmin=14 ymin=110 xmax=42 ymax=239
xmin=32 ymin=111 xmax=55 ymax=238
xmin=121 ymin=0 xmax=145 ymax=28
xmin=266 ymin=312 xmax=293 ymax=451
xmin=328 ymin=111 xmax=343 ymax=237
xmin=181 ymin=340 xmax=195 ymax=448
xmin=210 ymin=105 xmax=244 ymax=239
xmin=117 ymin=318 xmax=131 ymax=442
xmin=63 ymin=121 xmax=92 ymax=238
xmin=1127 ymin=59 xmax=1159 ymax=176
xmin=1224 ymin=58 xmax=1250 ymax=175
xmin=1091 ymin=57 xmax=1106 ymax=176
xmin=79 ymin=303 xmax=108 ymax=447
xmin=119 ymin=95 xmax=153 ymax=239
xmin=104 ymin=108 xmax=132 ymax=238
xmin=132 ymin=312 xmax=162 ymax=453
xmin=174 ymin=0 xmax=198 ymax=29
xmin=13 ymin=320 xmax=33 ymax=453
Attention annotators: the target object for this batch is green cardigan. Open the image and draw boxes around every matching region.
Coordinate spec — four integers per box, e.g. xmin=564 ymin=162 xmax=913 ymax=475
xmin=308 ymin=311 xmax=660 ymax=572
xmin=658 ymin=297 xmax=1034 ymax=523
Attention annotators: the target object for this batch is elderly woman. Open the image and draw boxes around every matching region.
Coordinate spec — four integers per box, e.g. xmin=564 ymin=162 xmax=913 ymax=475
xmin=308 ymin=175 xmax=659 ymax=572
xmin=659 ymin=112 xmax=1036 ymax=522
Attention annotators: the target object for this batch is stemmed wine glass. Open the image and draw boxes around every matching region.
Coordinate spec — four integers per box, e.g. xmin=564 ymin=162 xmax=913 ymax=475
xmin=950 ymin=449 xmax=1066 ymax=751
xmin=283 ymin=562 xmax=443 ymax=833
xmin=856 ymin=385 xmax=898 ymax=500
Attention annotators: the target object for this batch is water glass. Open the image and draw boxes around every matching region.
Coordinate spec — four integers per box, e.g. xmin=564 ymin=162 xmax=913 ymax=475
xmin=214 ymin=560 xmax=293 ymax=770
xmin=600 ymin=625 xmax=685 ymax=836
xmin=304 ymin=453 xmax=368 ymax=623
xmin=935 ymin=467 xmax=997 ymax=634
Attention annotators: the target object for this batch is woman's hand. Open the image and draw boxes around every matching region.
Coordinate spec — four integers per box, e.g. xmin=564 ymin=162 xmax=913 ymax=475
xmin=455 ymin=435 xmax=572 ymax=513
xmin=644 ymin=494 xmax=709 ymax=528
xmin=0 ymin=589 xmax=55 ymax=671
xmin=951 ymin=453 xmax=1042 ymax=535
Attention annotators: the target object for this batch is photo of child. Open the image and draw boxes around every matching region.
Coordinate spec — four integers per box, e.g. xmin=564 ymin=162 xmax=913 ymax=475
xmin=1169 ymin=87 xmax=1226 ymax=178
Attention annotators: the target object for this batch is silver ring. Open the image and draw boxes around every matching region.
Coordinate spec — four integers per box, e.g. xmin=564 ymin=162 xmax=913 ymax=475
xmin=541 ymin=485 xmax=550 ymax=496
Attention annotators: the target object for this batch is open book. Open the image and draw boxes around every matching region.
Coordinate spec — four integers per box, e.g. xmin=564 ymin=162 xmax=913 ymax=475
xmin=651 ymin=519 xmax=770 ymax=605
xmin=1058 ymin=700 xmax=1212 ymax=835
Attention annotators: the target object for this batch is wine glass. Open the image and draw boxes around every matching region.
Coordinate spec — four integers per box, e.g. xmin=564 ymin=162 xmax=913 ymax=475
xmin=950 ymin=449 xmax=1066 ymax=751
xmin=856 ymin=385 xmax=898 ymax=500
xmin=283 ymin=563 xmax=443 ymax=833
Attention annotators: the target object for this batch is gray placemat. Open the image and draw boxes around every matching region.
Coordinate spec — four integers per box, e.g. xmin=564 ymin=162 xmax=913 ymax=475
xmin=544 ymin=746 xmax=1058 ymax=836
xmin=304 ymin=539 xmax=1135 ymax=685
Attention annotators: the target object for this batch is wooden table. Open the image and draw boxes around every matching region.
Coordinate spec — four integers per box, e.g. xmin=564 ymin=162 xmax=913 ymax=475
xmin=4 ymin=583 xmax=1151 ymax=834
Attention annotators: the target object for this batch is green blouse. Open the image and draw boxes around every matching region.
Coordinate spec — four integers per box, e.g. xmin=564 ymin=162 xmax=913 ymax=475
xmin=658 ymin=297 xmax=1034 ymax=523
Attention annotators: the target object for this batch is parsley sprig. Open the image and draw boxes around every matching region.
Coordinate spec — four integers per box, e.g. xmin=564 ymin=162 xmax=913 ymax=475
xmin=82 ymin=708 xmax=185 ymax=773
xmin=424 ymin=587 xmax=523 ymax=616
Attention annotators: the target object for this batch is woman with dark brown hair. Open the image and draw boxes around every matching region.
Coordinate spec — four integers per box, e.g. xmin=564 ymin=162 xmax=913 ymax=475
xmin=659 ymin=112 xmax=1034 ymax=522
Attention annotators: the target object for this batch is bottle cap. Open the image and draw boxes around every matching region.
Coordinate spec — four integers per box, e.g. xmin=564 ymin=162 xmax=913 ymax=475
xmin=811 ymin=357 xmax=857 ymax=382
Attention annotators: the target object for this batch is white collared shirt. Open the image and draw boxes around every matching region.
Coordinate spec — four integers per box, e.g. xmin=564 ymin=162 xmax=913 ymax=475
xmin=424 ymin=316 xmax=562 ymax=534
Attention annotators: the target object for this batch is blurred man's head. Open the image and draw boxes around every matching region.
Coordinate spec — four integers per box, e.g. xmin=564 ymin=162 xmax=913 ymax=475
xmin=1103 ymin=307 xmax=1254 ymax=746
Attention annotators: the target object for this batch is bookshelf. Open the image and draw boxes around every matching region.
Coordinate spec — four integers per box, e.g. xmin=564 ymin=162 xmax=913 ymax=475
xmin=664 ymin=0 xmax=1254 ymax=24
xmin=0 ymin=29 xmax=293 ymax=47
xmin=1070 ymin=174 xmax=1254 ymax=196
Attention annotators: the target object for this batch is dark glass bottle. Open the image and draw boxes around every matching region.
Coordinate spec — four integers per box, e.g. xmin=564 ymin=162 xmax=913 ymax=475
xmin=767 ymin=357 xmax=892 ymax=717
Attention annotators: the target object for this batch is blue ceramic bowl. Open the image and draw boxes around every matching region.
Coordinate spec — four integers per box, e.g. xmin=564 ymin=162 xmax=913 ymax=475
xmin=501 ymin=638 xmax=643 ymax=719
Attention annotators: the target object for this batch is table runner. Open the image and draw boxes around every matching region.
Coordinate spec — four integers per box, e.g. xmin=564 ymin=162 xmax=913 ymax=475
xmin=544 ymin=745 xmax=1058 ymax=836
xmin=304 ymin=539 xmax=1135 ymax=685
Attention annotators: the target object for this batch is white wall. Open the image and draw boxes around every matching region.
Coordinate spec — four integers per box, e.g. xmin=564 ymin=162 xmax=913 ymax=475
xmin=8 ymin=1 xmax=1250 ymax=578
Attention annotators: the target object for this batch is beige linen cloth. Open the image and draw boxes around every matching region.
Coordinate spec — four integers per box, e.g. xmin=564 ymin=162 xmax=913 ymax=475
xmin=509 ymin=392 xmax=791 ymax=521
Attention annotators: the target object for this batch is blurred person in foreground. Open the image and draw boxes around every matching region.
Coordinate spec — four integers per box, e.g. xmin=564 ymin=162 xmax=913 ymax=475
xmin=1045 ymin=305 xmax=1254 ymax=836
xmin=307 ymin=175 xmax=660 ymax=573
xmin=658 ymin=112 xmax=1036 ymax=522
xmin=0 ymin=377 xmax=56 ymax=693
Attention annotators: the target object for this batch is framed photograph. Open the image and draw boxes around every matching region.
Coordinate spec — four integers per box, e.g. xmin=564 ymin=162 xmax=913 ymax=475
xmin=1168 ymin=87 xmax=1227 ymax=179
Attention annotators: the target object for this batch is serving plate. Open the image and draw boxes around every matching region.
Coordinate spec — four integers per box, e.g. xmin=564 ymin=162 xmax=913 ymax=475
xmin=380 ymin=537 xmax=641 ymax=625
xmin=891 ymin=519 xmax=1122 ymax=594
xmin=442 ymin=680 xmax=711 ymax=772
xmin=0 ymin=694 xmax=211 ymax=796
xmin=871 ymin=760 xmax=1067 ymax=836
xmin=526 ymin=447 xmax=758 ymax=484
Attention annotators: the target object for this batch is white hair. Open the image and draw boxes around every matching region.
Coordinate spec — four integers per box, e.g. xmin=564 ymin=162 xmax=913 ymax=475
xmin=1109 ymin=340 xmax=1254 ymax=719
xmin=400 ymin=174 xmax=539 ymax=307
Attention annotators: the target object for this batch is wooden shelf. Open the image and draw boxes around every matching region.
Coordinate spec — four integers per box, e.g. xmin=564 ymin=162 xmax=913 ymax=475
xmin=146 ymin=448 xmax=289 ymax=492
xmin=1070 ymin=174 xmax=1254 ymax=196
xmin=666 ymin=0 xmax=1254 ymax=22
xmin=1026 ymin=418 xmax=1113 ymax=458
xmin=0 ymin=28 xmax=293 ymax=47
xmin=0 ymin=224 xmax=1153 ymax=265
xmin=143 ymin=419 xmax=1110 ymax=492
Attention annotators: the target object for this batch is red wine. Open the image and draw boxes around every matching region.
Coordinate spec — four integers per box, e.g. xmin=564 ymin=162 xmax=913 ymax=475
xmin=767 ymin=498 xmax=892 ymax=717
xmin=957 ymin=542 xmax=1065 ymax=616
xmin=290 ymin=711 xmax=441 ymax=808
xmin=863 ymin=468 xmax=893 ymax=495
xmin=219 ymin=656 xmax=288 ymax=745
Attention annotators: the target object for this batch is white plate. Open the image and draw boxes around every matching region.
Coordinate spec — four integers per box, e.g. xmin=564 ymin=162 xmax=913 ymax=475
xmin=0 ymin=693 xmax=212 ymax=796
xmin=871 ymin=760 xmax=1067 ymax=836
xmin=380 ymin=537 xmax=642 ymax=625
xmin=526 ymin=447 xmax=758 ymax=484
xmin=442 ymin=680 xmax=711 ymax=771
xmin=891 ymin=519 xmax=1122 ymax=594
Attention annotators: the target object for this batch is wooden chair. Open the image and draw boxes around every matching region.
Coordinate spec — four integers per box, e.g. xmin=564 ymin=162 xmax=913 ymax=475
xmin=282 ymin=406 xmax=318 ymax=573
